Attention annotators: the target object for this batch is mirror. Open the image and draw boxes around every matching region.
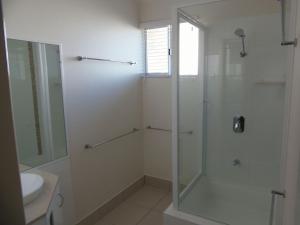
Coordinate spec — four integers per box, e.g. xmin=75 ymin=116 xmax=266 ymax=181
xmin=7 ymin=39 xmax=68 ymax=170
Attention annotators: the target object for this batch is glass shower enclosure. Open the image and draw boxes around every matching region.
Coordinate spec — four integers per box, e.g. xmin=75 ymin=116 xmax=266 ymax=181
xmin=173 ymin=0 xmax=296 ymax=225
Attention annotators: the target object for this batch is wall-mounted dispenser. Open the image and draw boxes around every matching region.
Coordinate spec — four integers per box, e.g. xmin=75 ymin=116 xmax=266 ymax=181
xmin=233 ymin=116 xmax=245 ymax=133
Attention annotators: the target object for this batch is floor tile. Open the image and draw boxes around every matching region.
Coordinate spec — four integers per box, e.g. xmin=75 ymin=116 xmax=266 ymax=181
xmin=138 ymin=212 xmax=164 ymax=225
xmin=153 ymin=193 xmax=172 ymax=212
xmin=125 ymin=185 xmax=168 ymax=209
xmin=95 ymin=202 xmax=149 ymax=225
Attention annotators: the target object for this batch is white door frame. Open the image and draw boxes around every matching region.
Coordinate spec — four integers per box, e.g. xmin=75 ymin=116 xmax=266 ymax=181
xmin=0 ymin=0 xmax=26 ymax=223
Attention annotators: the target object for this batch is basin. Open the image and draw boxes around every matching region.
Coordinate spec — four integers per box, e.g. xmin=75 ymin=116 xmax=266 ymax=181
xmin=20 ymin=173 xmax=44 ymax=205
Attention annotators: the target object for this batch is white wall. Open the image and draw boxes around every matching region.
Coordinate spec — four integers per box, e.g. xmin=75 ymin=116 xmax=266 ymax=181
xmin=139 ymin=0 xmax=174 ymax=22
xmin=2 ymin=0 xmax=144 ymax=223
xmin=139 ymin=0 xmax=176 ymax=181
xmin=140 ymin=0 xmax=204 ymax=183
xmin=142 ymin=78 xmax=172 ymax=180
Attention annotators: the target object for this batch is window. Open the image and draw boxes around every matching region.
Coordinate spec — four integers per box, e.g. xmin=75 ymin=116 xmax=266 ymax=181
xmin=145 ymin=26 xmax=171 ymax=76
xmin=179 ymin=22 xmax=202 ymax=76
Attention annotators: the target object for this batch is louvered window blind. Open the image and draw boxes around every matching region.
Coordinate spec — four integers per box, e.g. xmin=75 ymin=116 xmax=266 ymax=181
xmin=145 ymin=26 xmax=171 ymax=75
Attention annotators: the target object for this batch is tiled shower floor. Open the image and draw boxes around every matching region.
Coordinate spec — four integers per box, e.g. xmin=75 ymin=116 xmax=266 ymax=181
xmin=94 ymin=185 xmax=172 ymax=225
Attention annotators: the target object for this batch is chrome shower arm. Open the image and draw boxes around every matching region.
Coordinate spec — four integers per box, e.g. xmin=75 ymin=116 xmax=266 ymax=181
xmin=241 ymin=36 xmax=247 ymax=57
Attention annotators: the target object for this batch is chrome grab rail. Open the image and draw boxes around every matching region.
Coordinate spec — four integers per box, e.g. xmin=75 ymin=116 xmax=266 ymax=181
xmin=85 ymin=128 xmax=140 ymax=149
xmin=77 ymin=56 xmax=136 ymax=65
xmin=278 ymin=0 xmax=297 ymax=46
xmin=85 ymin=126 xmax=194 ymax=150
xmin=269 ymin=190 xmax=286 ymax=225
xmin=146 ymin=126 xmax=171 ymax=132
xmin=146 ymin=125 xmax=193 ymax=135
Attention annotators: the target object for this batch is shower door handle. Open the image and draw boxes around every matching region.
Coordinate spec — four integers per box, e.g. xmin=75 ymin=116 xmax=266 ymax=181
xmin=269 ymin=190 xmax=286 ymax=225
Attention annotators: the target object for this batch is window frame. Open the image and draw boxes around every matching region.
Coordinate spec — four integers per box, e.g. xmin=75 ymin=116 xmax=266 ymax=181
xmin=142 ymin=23 xmax=172 ymax=78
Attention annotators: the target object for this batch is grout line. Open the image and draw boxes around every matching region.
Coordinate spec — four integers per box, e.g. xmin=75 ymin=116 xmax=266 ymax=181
xmin=134 ymin=187 xmax=169 ymax=225
xmin=94 ymin=184 xmax=169 ymax=225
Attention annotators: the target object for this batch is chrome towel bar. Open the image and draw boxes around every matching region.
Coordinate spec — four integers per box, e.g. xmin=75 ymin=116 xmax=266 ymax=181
xmin=77 ymin=56 xmax=136 ymax=65
xmin=85 ymin=126 xmax=194 ymax=150
xmin=146 ymin=126 xmax=193 ymax=135
xmin=146 ymin=126 xmax=171 ymax=132
xmin=85 ymin=128 xmax=140 ymax=150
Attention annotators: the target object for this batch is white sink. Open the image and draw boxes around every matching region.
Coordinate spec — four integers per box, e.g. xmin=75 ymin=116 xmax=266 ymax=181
xmin=20 ymin=173 xmax=44 ymax=205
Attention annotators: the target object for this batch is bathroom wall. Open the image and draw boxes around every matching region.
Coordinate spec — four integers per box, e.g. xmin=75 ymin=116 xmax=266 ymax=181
xmin=140 ymin=0 xmax=200 ymax=182
xmin=139 ymin=0 xmax=174 ymax=182
xmin=139 ymin=0 xmax=193 ymax=23
xmin=139 ymin=0 xmax=174 ymax=22
xmin=142 ymin=78 xmax=172 ymax=180
xmin=140 ymin=0 xmax=204 ymax=182
xmin=142 ymin=77 xmax=204 ymax=184
xmin=2 ymin=0 xmax=144 ymax=223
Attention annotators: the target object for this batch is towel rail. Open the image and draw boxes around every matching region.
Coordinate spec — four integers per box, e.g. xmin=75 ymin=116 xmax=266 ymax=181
xmin=85 ymin=128 xmax=140 ymax=150
xmin=146 ymin=126 xmax=193 ymax=135
xmin=85 ymin=126 xmax=194 ymax=150
xmin=77 ymin=56 xmax=136 ymax=65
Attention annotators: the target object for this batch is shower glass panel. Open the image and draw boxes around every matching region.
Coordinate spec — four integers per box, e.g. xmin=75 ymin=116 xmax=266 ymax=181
xmin=177 ymin=1 xmax=290 ymax=225
xmin=178 ymin=17 xmax=205 ymax=193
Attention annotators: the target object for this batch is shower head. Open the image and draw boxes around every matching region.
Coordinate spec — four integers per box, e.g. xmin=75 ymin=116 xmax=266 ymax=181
xmin=234 ymin=28 xmax=247 ymax=57
xmin=234 ymin=28 xmax=245 ymax=38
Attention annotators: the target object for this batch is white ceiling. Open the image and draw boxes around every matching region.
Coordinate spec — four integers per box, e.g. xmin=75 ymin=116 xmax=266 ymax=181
xmin=181 ymin=0 xmax=281 ymax=26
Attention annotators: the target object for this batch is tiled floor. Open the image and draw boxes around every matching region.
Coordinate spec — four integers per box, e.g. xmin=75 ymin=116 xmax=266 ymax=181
xmin=94 ymin=185 xmax=172 ymax=225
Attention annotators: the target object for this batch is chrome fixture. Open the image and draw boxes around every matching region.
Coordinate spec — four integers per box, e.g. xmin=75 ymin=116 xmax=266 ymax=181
xmin=85 ymin=128 xmax=140 ymax=150
xmin=57 ymin=193 xmax=65 ymax=208
xmin=85 ymin=126 xmax=194 ymax=150
xmin=233 ymin=116 xmax=245 ymax=133
xmin=146 ymin=126 xmax=171 ymax=133
xmin=278 ymin=0 xmax=297 ymax=46
xmin=232 ymin=159 xmax=241 ymax=167
xmin=77 ymin=56 xmax=136 ymax=65
xmin=269 ymin=190 xmax=286 ymax=225
xmin=146 ymin=126 xmax=193 ymax=135
xmin=234 ymin=28 xmax=247 ymax=57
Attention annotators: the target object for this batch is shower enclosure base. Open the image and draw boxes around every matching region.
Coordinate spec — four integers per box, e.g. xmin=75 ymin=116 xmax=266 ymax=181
xmin=164 ymin=205 xmax=222 ymax=225
xmin=165 ymin=177 xmax=271 ymax=225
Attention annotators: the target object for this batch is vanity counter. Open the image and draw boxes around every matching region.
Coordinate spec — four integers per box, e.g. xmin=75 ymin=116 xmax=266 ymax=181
xmin=23 ymin=169 xmax=59 ymax=224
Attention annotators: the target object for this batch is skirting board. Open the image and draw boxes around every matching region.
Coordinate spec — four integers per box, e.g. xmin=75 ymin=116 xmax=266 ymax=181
xmin=77 ymin=176 xmax=172 ymax=225
xmin=144 ymin=175 xmax=172 ymax=192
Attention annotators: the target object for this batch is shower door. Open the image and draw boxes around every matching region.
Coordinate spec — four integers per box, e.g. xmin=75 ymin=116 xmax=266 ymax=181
xmin=177 ymin=15 xmax=205 ymax=193
xmin=175 ymin=1 xmax=295 ymax=225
